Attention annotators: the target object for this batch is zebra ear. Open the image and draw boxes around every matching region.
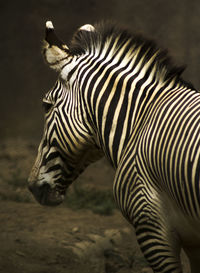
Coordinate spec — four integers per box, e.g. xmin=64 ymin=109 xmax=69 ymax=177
xmin=79 ymin=24 xmax=95 ymax=32
xmin=43 ymin=21 xmax=70 ymax=71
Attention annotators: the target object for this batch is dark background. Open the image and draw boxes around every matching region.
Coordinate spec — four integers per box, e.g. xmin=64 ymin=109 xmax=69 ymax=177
xmin=1 ymin=0 xmax=200 ymax=141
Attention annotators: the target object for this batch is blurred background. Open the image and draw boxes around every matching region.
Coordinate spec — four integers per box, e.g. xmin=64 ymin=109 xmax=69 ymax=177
xmin=1 ymin=0 xmax=200 ymax=140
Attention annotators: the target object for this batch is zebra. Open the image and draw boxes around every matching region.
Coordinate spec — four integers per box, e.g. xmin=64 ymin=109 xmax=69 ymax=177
xmin=28 ymin=20 xmax=200 ymax=273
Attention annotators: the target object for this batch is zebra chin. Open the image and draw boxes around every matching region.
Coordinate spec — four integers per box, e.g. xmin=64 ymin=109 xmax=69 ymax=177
xmin=28 ymin=181 xmax=67 ymax=206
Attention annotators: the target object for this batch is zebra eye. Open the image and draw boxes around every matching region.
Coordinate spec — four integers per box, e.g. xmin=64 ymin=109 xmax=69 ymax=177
xmin=43 ymin=101 xmax=53 ymax=113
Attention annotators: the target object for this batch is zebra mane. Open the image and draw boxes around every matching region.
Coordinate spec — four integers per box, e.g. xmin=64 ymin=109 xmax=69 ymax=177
xmin=69 ymin=21 xmax=193 ymax=88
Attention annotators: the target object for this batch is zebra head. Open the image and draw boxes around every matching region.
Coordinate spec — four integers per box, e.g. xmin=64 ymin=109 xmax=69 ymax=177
xmin=28 ymin=21 xmax=102 ymax=206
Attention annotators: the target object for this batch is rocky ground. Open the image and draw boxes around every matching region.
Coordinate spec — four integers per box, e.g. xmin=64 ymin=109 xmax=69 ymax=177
xmin=0 ymin=139 xmax=190 ymax=273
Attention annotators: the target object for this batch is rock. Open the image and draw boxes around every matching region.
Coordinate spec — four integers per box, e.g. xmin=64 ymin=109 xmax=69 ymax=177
xmin=15 ymin=251 xmax=26 ymax=257
xmin=72 ymin=226 xmax=79 ymax=233
xmin=104 ymin=229 xmax=122 ymax=245
xmin=142 ymin=267 xmax=153 ymax=273
xmin=104 ymin=249 xmax=130 ymax=273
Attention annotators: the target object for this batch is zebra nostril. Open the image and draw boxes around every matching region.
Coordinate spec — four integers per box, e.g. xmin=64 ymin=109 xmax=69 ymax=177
xmin=28 ymin=180 xmax=49 ymax=199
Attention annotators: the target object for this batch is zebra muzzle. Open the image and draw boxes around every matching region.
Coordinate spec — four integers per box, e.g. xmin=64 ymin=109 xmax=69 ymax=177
xmin=28 ymin=181 xmax=66 ymax=206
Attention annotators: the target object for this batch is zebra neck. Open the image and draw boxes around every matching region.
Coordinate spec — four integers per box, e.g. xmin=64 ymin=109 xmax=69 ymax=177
xmin=76 ymin=46 xmax=186 ymax=167
xmin=87 ymin=70 xmax=181 ymax=168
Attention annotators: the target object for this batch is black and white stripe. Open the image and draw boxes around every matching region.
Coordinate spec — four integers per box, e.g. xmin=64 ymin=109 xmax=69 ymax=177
xmin=29 ymin=21 xmax=200 ymax=272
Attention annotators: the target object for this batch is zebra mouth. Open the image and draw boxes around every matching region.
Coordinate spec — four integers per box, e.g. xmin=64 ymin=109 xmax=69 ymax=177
xmin=29 ymin=182 xmax=67 ymax=206
xmin=41 ymin=183 xmax=67 ymax=206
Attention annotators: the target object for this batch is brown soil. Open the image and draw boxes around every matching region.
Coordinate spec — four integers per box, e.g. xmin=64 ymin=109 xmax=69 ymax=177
xmin=0 ymin=201 xmax=146 ymax=273
xmin=0 ymin=139 xmax=190 ymax=273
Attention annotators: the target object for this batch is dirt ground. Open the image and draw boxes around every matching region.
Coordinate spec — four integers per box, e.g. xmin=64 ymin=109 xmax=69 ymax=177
xmin=0 ymin=139 xmax=190 ymax=273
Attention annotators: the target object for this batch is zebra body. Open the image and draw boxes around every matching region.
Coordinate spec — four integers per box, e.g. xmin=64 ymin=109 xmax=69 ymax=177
xmin=29 ymin=21 xmax=200 ymax=272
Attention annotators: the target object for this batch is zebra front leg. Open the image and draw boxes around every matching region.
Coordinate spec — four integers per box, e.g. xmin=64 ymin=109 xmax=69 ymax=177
xmin=115 ymin=177 xmax=183 ymax=273
xmin=134 ymin=217 xmax=182 ymax=272
xmin=130 ymin=183 xmax=182 ymax=273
